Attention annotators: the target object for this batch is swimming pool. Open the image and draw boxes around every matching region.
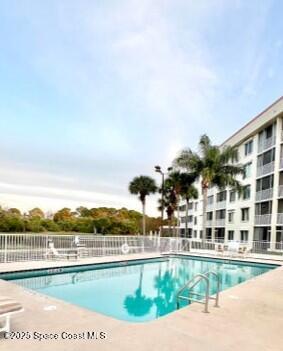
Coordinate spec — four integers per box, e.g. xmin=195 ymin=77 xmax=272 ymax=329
xmin=2 ymin=256 xmax=276 ymax=322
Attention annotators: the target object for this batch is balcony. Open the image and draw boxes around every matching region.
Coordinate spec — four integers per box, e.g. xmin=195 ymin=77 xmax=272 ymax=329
xmin=255 ymin=188 xmax=273 ymax=202
xmin=256 ymin=162 xmax=274 ymax=177
xmin=215 ymin=200 xmax=226 ymax=209
xmin=254 ymin=214 xmax=272 ymax=225
xmin=215 ymin=218 xmax=225 ymax=226
xmin=280 ymin=158 xmax=283 ymax=169
xmin=258 ymin=136 xmax=276 ymax=153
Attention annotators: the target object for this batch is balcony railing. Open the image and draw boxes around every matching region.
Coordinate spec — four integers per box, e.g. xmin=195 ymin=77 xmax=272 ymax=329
xmin=256 ymin=161 xmax=274 ymax=177
xmin=215 ymin=218 xmax=225 ymax=226
xmin=255 ymin=188 xmax=273 ymax=202
xmin=254 ymin=214 xmax=272 ymax=225
xmin=277 ymin=213 xmax=283 ymax=225
xmin=215 ymin=200 xmax=226 ymax=209
xmin=258 ymin=136 xmax=276 ymax=153
xmin=280 ymin=158 xmax=283 ymax=169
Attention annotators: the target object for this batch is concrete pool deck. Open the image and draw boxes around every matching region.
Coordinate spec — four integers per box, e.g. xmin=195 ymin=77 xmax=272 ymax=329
xmin=0 ymin=253 xmax=282 ymax=351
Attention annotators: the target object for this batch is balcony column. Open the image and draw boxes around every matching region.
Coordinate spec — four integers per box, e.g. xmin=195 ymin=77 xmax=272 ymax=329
xmin=270 ymin=116 xmax=282 ymax=249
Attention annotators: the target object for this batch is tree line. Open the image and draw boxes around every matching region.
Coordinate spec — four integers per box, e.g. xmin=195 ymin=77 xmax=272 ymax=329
xmin=0 ymin=206 xmax=163 ymax=234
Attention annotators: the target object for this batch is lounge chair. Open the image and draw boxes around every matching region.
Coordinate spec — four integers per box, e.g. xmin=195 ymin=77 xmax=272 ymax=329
xmin=0 ymin=297 xmax=23 ymax=333
xmin=46 ymin=242 xmax=79 ymax=260
xmin=225 ymin=242 xmax=240 ymax=257
xmin=238 ymin=245 xmax=252 ymax=258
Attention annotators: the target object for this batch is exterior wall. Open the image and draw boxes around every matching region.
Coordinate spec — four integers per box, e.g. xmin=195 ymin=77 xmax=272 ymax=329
xmin=179 ymin=97 xmax=283 ymax=243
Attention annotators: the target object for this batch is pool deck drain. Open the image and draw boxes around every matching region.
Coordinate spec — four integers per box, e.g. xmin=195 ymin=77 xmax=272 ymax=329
xmin=0 ymin=253 xmax=282 ymax=351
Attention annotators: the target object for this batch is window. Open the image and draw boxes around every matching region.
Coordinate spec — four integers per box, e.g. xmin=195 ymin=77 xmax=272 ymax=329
xmin=188 ymin=202 xmax=193 ymax=210
xmin=243 ymin=162 xmax=252 ymax=179
xmin=255 ymin=201 xmax=272 ymax=215
xmin=216 ymin=209 xmax=226 ymax=219
xmin=240 ymin=230 xmax=249 ymax=242
xmin=265 ymin=125 xmax=273 ymax=139
xmin=200 ymin=230 xmax=203 ymax=239
xmin=181 ymin=216 xmax=187 ymax=223
xmin=194 ymin=202 xmax=198 ymax=211
xmin=207 ymin=195 xmax=214 ymax=205
xmin=257 ymin=149 xmax=275 ymax=166
xmin=243 ymin=185 xmax=251 ymax=200
xmin=228 ymin=211 xmax=234 ymax=223
xmin=229 ymin=190 xmax=236 ymax=202
xmin=207 ymin=212 xmax=213 ymax=220
xmin=179 ymin=204 xmax=186 ymax=211
xmin=241 ymin=208 xmax=250 ymax=221
xmin=256 ymin=175 xmax=274 ymax=192
xmin=228 ymin=230 xmax=234 ymax=241
xmin=194 ymin=216 xmax=197 ymax=225
xmin=193 ymin=230 xmax=197 ymax=238
xmin=217 ymin=191 xmax=227 ymax=202
xmin=244 ymin=140 xmax=253 ymax=156
xmin=188 ymin=215 xmax=193 ymax=223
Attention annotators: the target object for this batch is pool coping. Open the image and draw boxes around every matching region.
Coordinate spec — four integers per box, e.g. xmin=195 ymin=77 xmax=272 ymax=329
xmin=0 ymin=252 xmax=283 ymax=351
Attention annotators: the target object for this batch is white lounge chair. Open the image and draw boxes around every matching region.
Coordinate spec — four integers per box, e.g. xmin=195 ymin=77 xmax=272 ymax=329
xmin=46 ymin=242 xmax=79 ymax=260
xmin=0 ymin=297 xmax=23 ymax=333
xmin=226 ymin=242 xmax=240 ymax=257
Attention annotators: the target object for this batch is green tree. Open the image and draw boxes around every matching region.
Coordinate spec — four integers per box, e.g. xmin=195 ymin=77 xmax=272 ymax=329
xmin=174 ymin=135 xmax=243 ymax=241
xmin=53 ymin=208 xmax=73 ymax=222
xmin=129 ymin=176 xmax=157 ymax=235
xmin=158 ymin=180 xmax=177 ymax=236
xmin=165 ymin=171 xmax=184 ymax=236
xmin=29 ymin=207 xmax=45 ymax=218
xmin=8 ymin=208 xmax=21 ymax=216
xmin=76 ymin=206 xmax=91 ymax=217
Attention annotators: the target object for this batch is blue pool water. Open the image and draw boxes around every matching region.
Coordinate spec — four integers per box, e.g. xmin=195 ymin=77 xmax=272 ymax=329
xmin=3 ymin=256 xmax=276 ymax=322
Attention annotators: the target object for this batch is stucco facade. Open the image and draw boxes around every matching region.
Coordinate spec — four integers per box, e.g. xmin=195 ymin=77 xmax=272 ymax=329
xmin=179 ymin=96 xmax=283 ymax=247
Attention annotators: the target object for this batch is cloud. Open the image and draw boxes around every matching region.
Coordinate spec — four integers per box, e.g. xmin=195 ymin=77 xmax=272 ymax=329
xmin=0 ymin=0 xmax=282 ymax=216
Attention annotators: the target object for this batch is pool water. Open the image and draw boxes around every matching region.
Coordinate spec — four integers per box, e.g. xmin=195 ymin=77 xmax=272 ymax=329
xmin=5 ymin=256 xmax=276 ymax=322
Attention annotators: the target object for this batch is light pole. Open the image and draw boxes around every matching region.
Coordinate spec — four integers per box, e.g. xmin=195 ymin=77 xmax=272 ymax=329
xmin=155 ymin=165 xmax=173 ymax=237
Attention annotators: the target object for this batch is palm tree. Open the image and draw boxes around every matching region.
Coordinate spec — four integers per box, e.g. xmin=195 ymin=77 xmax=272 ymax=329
xmin=158 ymin=196 xmax=175 ymax=236
xmin=129 ymin=176 xmax=157 ymax=235
xmin=174 ymin=135 xmax=243 ymax=241
xmin=158 ymin=178 xmax=178 ymax=236
xmin=179 ymin=173 xmax=198 ymax=237
xmin=166 ymin=171 xmax=183 ymax=236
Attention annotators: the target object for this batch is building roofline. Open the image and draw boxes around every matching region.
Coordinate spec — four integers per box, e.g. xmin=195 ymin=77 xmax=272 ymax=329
xmin=220 ymin=95 xmax=283 ymax=147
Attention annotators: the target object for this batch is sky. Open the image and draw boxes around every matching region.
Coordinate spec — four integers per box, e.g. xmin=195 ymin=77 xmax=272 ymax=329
xmin=0 ymin=0 xmax=282 ymax=216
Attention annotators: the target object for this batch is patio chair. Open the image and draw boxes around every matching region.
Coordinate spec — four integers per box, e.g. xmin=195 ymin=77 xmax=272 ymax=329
xmin=46 ymin=242 xmax=79 ymax=260
xmin=238 ymin=245 xmax=252 ymax=258
xmin=0 ymin=297 xmax=24 ymax=333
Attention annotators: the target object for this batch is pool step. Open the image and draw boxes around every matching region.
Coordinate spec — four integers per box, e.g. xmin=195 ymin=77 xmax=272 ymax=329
xmin=176 ymin=271 xmax=221 ymax=313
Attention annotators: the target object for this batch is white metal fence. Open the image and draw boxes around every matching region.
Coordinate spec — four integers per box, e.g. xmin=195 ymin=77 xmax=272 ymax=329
xmin=0 ymin=233 xmax=282 ymax=263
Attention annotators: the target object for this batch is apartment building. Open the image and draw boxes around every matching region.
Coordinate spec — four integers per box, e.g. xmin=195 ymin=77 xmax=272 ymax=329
xmin=179 ymin=96 xmax=283 ymax=247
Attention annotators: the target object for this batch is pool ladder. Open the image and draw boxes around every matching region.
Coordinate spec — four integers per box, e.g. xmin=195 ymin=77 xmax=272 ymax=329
xmin=176 ymin=271 xmax=221 ymax=313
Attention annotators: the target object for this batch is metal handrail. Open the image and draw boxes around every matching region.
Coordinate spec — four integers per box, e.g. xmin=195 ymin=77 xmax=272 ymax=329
xmin=176 ymin=270 xmax=221 ymax=313
xmin=205 ymin=271 xmax=220 ymax=307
